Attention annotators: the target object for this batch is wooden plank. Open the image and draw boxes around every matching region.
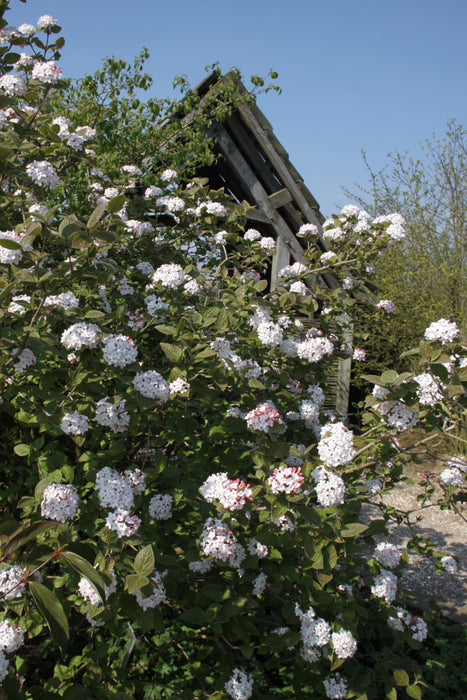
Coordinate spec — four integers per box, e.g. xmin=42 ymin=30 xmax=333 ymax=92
xmin=270 ymin=236 xmax=291 ymax=291
xmin=211 ymin=124 xmax=309 ymax=266
xmin=268 ymin=188 xmax=293 ymax=209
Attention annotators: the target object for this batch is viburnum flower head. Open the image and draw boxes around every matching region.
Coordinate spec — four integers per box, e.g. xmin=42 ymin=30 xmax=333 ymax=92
xmin=13 ymin=348 xmax=36 ymax=372
xmin=31 ymin=60 xmax=62 ymax=84
xmin=41 ymin=483 xmax=79 ymax=522
xmin=0 ymin=565 xmax=26 ymax=600
xmin=256 ymin=321 xmax=283 ymax=347
xmin=95 ymin=467 xmax=135 ymax=510
xmin=0 ymin=75 xmax=27 ymax=97
xmin=296 ymin=336 xmax=334 ymax=363
xmin=424 ymin=318 xmax=459 ymax=344
xmin=377 ymin=299 xmax=395 ymax=314
xmin=244 ymin=228 xmax=261 ymax=241
xmin=134 ymin=570 xmax=167 ymax=610
xmin=331 ymin=629 xmax=357 ymax=659
xmin=102 ymin=334 xmax=138 ymax=368
xmin=0 ymin=620 xmax=24 ymax=653
xmin=297 ymin=223 xmax=319 ymax=237
xmin=413 ymin=373 xmax=444 ymax=406
xmin=149 ymin=494 xmax=173 ymax=520
xmin=61 ymin=322 xmax=101 ymax=350
xmin=37 ymin=15 xmax=57 ymax=29
xmin=315 ymin=470 xmax=346 ymax=508
xmin=224 ymin=668 xmax=253 ymax=700
xmin=268 ymin=465 xmax=304 ymax=494
xmin=200 ymin=517 xmax=237 ymax=563
xmin=373 ymin=212 xmax=406 ymax=241
xmin=371 ymin=569 xmax=398 ymax=603
xmin=318 ymin=422 xmax=355 ymax=467
xmin=78 ymin=570 xmax=116 ymax=606
xmin=95 ymin=398 xmax=129 ymax=433
xmin=245 ymin=401 xmax=284 ymax=432
xmin=439 ymin=467 xmax=463 ymax=487
xmin=26 ymin=160 xmax=59 ymax=189
xmin=169 ymin=377 xmax=190 ymax=395
xmin=152 ymin=263 xmax=185 ymax=288
xmin=61 ymin=411 xmax=89 ymax=436
xmin=323 ymin=674 xmax=348 ymax=700
xmin=106 ymin=509 xmax=140 ymax=538
xmin=386 ymin=403 xmax=417 ymax=431
xmin=200 ymin=472 xmax=253 ymax=511
xmin=133 ymin=370 xmax=169 ymax=402
xmin=374 ymin=542 xmax=401 ymax=569
xmin=160 ymin=168 xmax=177 ymax=182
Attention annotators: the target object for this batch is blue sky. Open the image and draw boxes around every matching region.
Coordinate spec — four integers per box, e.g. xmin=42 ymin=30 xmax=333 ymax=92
xmin=6 ymin=0 xmax=467 ymax=217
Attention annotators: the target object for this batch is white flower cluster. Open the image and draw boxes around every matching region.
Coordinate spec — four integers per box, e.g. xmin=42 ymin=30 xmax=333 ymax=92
xmin=247 ymin=538 xmax=268 ymax=558
xmin=102 ymin=334 xmax=138 ymax=368
xmin=169 ymin=377 xmax=190 ymax=395
xmin=41 ymin=483 xmax=79 ymax=522
xmin=371 ymin=569 xmax=398 ymax=603
xmin=386 ymin=403 xmax=417 ymax=431
xmin=152 ymin=263 xmax=186 ymax=288
xmin=259 ymin=236 xmax=275 ymax=251
xmin=95 ymin=398 xmax=129 ymax=433
xmin=37 ymin=14 xmax=57 ymax=29
xmin=295 ymin=604 xmax=330 ymax=662
xmin=256 ymin=321 xmax=283 ymax=348
xmin=244 ymin=228 xmax=261 ymax=241
xmin=61 ymin=322 xmax=101 ymax=350
xmin=0 ymin=565 xmax=26 ymax=600
xmin=331 ymin=629 xmax=357 ymax=659
xmin=0 ymin=75 xmax=27 ymax=97
xmin=134 ymin=570 xmax=167 ymax=610
xmin=245 ymin=402 xmax=284 ymax=433
xmin=252 ymin=572 xmax=268 ymax=596
xmin=200 ymin=517 xmax=245 ymax=568
xmin=318 ymin=422 xmax=355 ymax=467
xmin=297 ymin=223 xmax=319 ymax=237
xmin=149 ymin=494 xmax=173 ymax=520
xmin=26 ymin=160 xmax=59 ymax=189
xmin=31 ymin=60 xmax=62 ymax=84
xmin=44 ymin=292 xmax=79 ymax=311
xmin=144 ymin=294 xmax=169 ymax=317
xmin=314 ymin=469 xmax=346 ymax=508
xmin=439 ymin=467 xmax=463 ymax=487
xmin=278 ymin=261 xmax=308 ymax=278
xmin=195 ymin=201 xmax=226 ymax=217
xmin=133 ymin=370 xmax=169 ymax=402
xmin=268 ymin=465 xmax=304 ymax=494
xmin=0 ymin=620 xmax=24 ymax=653
xmin=201 ymin=472 xmax=253 ymax=511
xmin=78 ymin=570 xmax=117 ymax=606
xmin=323 ymin=674 xmax=348 ymax=699
xmin=136 ymin=261 xmax=155 ymax=276
xmin=0 ymin=230 xmax=23 ymax=265
xmin=424 ymin=318 xmax=459 ymax=344
xmin=373 ymin=542 xmax=401 ymax=569
xmin=413 ymin=373 xmax=444 ymax=406
xmin=373 ymin=212 xmax=406 ymax=241
xmin=285 ymin=443 xmax=306 ymax=467
xmin=13 ymin=347 xmax=36 ymax=372
xmin=388 ymin=608 xmax=427 ymax=642
xmin=61 ymin=411 xmax=89 ymax=435
xmin=377 ymin=299 xmax=395 ymax=314
xmin=105 ymin=509 xmax=141 ymax=538
xmin=296 ymin=336 xmax=334 ymax=363
xmin=440 ymin=555 xmax=458 ymax=574
xmin=224 ymin=668 xmax=253 ymax=700
xmin=95 ymin=467 xmax=139 ymax=510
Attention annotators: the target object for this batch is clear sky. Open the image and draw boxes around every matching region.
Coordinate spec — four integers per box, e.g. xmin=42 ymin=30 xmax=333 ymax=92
xmin=6 ymin=0 xmax=467 ymax=217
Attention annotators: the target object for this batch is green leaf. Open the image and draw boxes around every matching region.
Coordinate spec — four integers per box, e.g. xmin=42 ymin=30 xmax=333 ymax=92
xmin=60 ymin=551 xmax=106 ymax=604
xmin=87 ymin=202 xmax=107 ymax=229
xmin=134 ymin=545 xmax=155 ymax=577
xmin=14 ymin=443 xmax=30 ymax=457
xmin=125 ymin=573 xmax=149 ymax=594
xmin=107 ymin=194 xmax=126 ymax=213
xmin=0 ymin=238 xmax=22 ymax=250
xmin=28 ymin=581 xmax=69 ymax=653
xmin=160 ymin=342 xmax=184 ymax=362
xmin=393 ymin=669 xmax=409 ymax=686
xmin=340 ymin=523 xmax=368 ymax=538
xmin=406 ymin=686 xmax=422 ymax=699
xmin=1 ymin=521 xmax=57 ymax=558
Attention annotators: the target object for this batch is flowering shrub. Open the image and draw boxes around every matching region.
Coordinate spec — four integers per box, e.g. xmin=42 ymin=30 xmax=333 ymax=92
xmin=0 ymin=4 xmax=465 ymax=699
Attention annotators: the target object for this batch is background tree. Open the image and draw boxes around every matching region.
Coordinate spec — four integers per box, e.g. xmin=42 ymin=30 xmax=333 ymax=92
xmin=344 ymin=120 xmax=467 ymax=366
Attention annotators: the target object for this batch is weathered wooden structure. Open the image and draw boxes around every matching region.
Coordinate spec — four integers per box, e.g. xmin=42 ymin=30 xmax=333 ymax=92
xmin=187 ymin=72 xmax=352 ymax=414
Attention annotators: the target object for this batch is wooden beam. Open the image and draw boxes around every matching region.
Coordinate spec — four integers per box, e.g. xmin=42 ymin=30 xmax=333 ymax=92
xmin=268 ymin=188 xmax=293 ymax=209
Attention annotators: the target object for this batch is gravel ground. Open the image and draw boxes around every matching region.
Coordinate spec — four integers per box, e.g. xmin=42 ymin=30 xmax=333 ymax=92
xmin=364 ymin=453 xmax=467 ymax=624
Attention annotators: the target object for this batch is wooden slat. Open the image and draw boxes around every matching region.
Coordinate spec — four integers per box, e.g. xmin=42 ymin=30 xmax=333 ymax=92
xmin=268 ymin=188 xmax=294 ymax=209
